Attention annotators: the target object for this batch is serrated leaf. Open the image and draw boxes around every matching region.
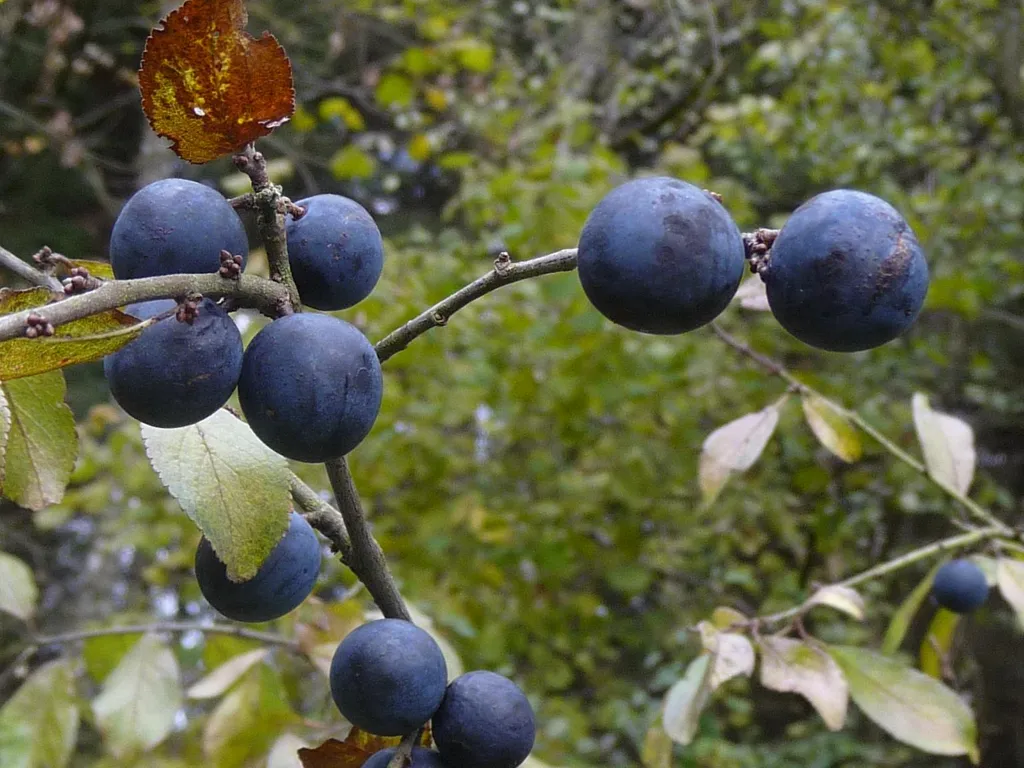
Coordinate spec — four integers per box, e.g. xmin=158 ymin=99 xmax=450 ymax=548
xmin=187 ymin=649 xmax=268 ymax=699
xmin=204 ymin=664 xmax=297 ymax=768
xmin=92 ymin=633 xmax=182 ymax=757
xmin=996 ymin=558 xmax=1024 ymax=630
xmin=801 ymin=395 xmax=862 ymax=462
xmin=920 ymin=609 xmax=960 ymax=679
xmin=805 ymin=584 xmax=866 ymax=620
xmin=0 ymin=312 xmax=149 ymax=381
xmin=698 ymin=404 xmax=781 ymax=505
xmin=733 ymin=276 xmax=770 ymax=311
xmin=661 ymin=653 xmax=713 ymax=745
xmin=139 ymin=0 xmax=295 ymax=163
xmin=829 ymin=645 xmax=978 ymax=761
xmin=882 ymin=560 xmax=944 ymax=654
xmin=0 ymin=551 xmax=37 ymax=621
xmin=0 ymin=372 xmax=77 ymax=510
xmin=641 ymin=725 xmax=672 ymax=768
xmin=710 ymin=606 xmax=747 ymax=630
xmin=759 ymin=637 xmax=848 ymax=730
xmin=142 ymin=410 xmax=291 ymax=581
xmin=267 ymin=733 xmax=310 ymax=768
xmin=0 ymin=658 xmax=79 ymax=768
xmin=912 ymin=393 xmax=975 ymax=494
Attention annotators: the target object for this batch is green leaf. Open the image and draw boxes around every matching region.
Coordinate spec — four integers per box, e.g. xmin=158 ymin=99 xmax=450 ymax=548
xmin=758 ymin=637 xmax=848 ymax=731
xmin=0 ymin=551 xmax=37 ymax=621
xmin=882 ymin=560 xmax=945 ymax=654
xmin=661 ymin=653 xmax=713 ymax=745
xmin=375 ymin=72 xmax=415 ymax=108
xmin=698 ymin=403 xmax=781 ymax=505
xmin=0 ymin=372 xmax=78 ymax=510
xmin=804 ymin=584 xmax=866 ymax=620
xmin=67 ymin=259 xmax=115 ymax=280
xmin=709 ymin=606 xmax=747 ymax=630
xmin=829 ymin=645 xmax=978 ymax=761
xmin=920 ymin=609 xmax=960 ymax=680
xmin=187 ymin=649 xmax=269 ymax=699
xmin=91 ymin=633 xmax=183 ymax=757
xmin=329 ymin=145 xmax=377 ymax=180
xmin=801 ymin=395 xmax=862 ymax=462
xmin=141 ymin=410 xmax=292 ymax=582
xmin=455 ymin=40 xmax=494 ymax=73
xmin=640 ymin=725 xmax=672 ymax=768
xmin=203 ymin=664 xmax=297 ymax=768
xmin=912 ymin=393 xmax=975 ymax=494
xmin=996 ymin=557 xmax=1024 ymax=630
xmin=0 ymin=287 xmax=57 ymax=315
xmin=83 ymin=632 xmax=141 ymax=683
xmin=0 ymin=658 xmax=79 ymax=768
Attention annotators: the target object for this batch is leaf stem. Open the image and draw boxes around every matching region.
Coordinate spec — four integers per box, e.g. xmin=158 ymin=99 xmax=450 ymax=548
xmin=374 ymin=248 xmax=579 ymax=363
xmin=709 ymin=322 xmax=1013 ymax=536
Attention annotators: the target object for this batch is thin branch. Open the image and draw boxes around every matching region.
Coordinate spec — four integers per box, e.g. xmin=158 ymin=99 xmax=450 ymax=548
xmin=290 ymin=473 xmax=353 ymax=561
xmin=0 ymin=272 xmax=290 ymax=343
xmin=30 ymin=621 xmax=300 ymax=650
xmin=324 ymin=457 xmax=410 ymax=621
xmin=709 ymin=322 xmax=1014 ymax=536
xmin=387 ymin=729 xmax=423 ymax=768
xmin=0 ymin=245 xmax=63 ymax=292
xmin=374 ymin=248 xmax=579 ymax=363
xmin=757 ymin=525 xmax=1005 ymax=626
xmin=233 ymin=144 xmax=303 ymax=313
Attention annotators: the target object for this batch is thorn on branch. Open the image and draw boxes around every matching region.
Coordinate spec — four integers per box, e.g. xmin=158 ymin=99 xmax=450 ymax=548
xmin=24 ymin=312 xmax=54 ymax=338
xmin=218 ymin=250 xmax=244 ymax=280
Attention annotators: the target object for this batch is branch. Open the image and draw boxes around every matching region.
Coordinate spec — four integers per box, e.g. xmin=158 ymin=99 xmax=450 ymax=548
xmin=374 ymin=248 xmax=579 ymax=363
xmin=0 ymin=272 xmax=290 ymax=343
xmin=387 ymin=729 xmax=422 ymax=768
xmin=290 ymin=473 xmax=353 ymax=562
xmin=324 ymin=457 xmax=410 ymax=621
xmin=757 ymin=525 xmax=1005 ymax=626
xmin=0 ymin=245 xmax=63 ymax=292
xmin=30 ymin=621 xmax=300 ymax=650
xmin=709 ymin=322 xmax=1014 ymax=536
xmin=233 ymin=144 xmax=303 ymax=313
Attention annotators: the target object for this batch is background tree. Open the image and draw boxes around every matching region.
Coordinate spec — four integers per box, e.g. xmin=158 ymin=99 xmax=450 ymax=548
xmin=1 ymin=0 xmax=1024 ymax=766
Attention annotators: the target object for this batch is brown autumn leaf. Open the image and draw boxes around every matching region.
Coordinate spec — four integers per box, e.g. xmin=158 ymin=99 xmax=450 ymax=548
xmin=298 ymin=727 xmax=432 ymax=768
xmin=139 ymin=0 xmax=295 ymax=164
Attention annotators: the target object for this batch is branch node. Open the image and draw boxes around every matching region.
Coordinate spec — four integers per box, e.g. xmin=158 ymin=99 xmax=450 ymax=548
xmin=24 ymin=312 xmax=54 ymax=337
xmin=218 ymin=250 xmax=244 ymax=280
xmin=493 ymin=250 xmax=512 ymax=274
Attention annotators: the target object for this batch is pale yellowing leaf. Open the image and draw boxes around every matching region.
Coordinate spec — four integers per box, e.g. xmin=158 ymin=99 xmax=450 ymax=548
xmin=912 ymin=393 xmax=975 ymax=495
xmin=92 ymin=633 xmax=182 ymax=758
xmin=801 ymin=395 xmax=862 ymax=462
xmin=710 ymin=606 xmax=747 ymax=630
xmin=805 ymin=584 xmax=866 ymax=620
xmin=759 ymin=637 xmax=848 ymax=730
xmin=641 ymin=725 xmax=673 ymax=768
xmin=0 ymin=372 xmax=77 ymax=510
xmin=699 ymin=404 xmax=780 ymax=505
xmin=187 ymin=649 xmax=269 ymax=699
xmin=970 ymin=554 xmax=999 ymax=586
xmin=142 ymin=410 xmax=291 ymax=582
xmin=0 ymin=658 xmax=79 ymax=768
xmin=0 ymin=551 xmax=37 ymax=621
xmin=996 ymin=558 xmax=1024 ymax=630
xmin=829 ymin=645 xmax=978 ymax=762
xmin=0 ymin=386 xmax=9 ymax=480
xmin=662 ymin=653 xmax=713 ymax=745
xmin=266 ymin=733 xmax=311 ymax=768
xmin=697 ymin=623 xmax=755 ymax=689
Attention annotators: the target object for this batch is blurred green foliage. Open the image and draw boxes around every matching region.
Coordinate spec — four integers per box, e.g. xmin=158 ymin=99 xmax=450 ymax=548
xmin=2 ymin=0 xmax=1024 ymax=766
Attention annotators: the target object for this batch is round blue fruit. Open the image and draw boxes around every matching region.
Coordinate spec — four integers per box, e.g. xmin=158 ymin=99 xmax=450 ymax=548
xmin=577 ymin=177 xmax=746 ymax=335
xmin=330 ymin=619 xmax=448 ymax=736
xmin=194 ymin=511 xmax=321 ymax=623
xmin=286 ymin=194 xmax=384 ymax=311
xmin=363 ymin=747 xmax=449 ymax=768
xmin=763 ymin=189 xmax=929 ymax=352
xmin=432 ymin=671 xmax=535 ymax=768
xmin=932 ymin=558 xmax=989 ymax=614
xmin=103 ymin=298 xmax=242 ymax=428
xmin=237 ymin=313 xmax=383 ymax=463
xmin=110 ymin=178 xmax=248 ymax=280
